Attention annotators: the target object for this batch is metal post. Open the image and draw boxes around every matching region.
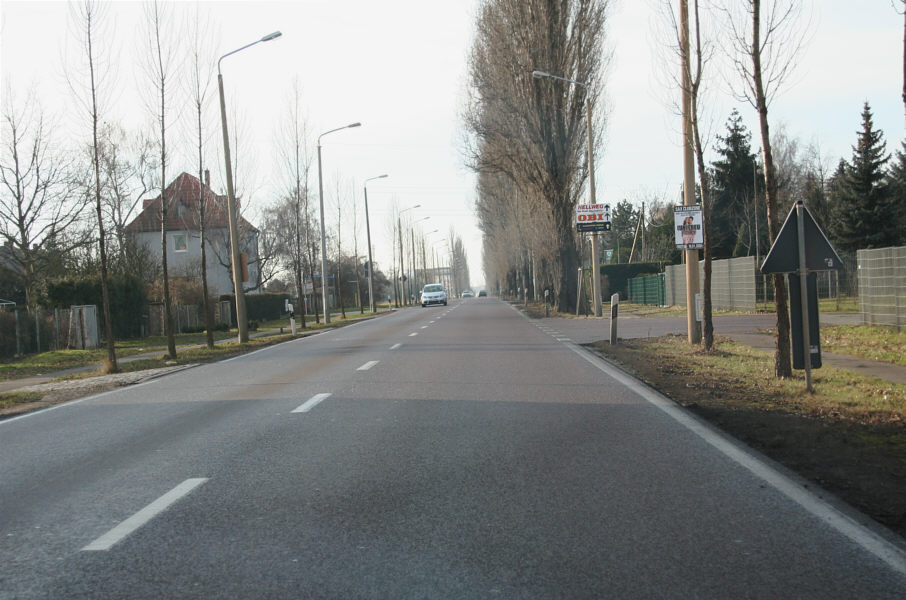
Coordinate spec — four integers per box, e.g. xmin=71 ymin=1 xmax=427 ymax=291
xmin=217 ymin=72 xmax=249 ymax=343
xmin=586 ymin=99 xmax=602 ymax=317
xmin=796 ymin=203 xmax=813 ymax=392
xmin=680 ymin=0 xmax=701 ymax=343
xmin=364 ymin=183 xmax=376 ymax=313
xmin=398 ymin=215 xmax=406 ymax=305
xmin=317 ymin=142 xmax=330 ymax=323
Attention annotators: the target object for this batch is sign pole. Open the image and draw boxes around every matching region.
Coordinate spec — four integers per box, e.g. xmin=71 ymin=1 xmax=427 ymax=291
xmin=680 ymin=0 xmax=701 ymax=344
xmin=795 ymin=203 xmax=813 ymax=392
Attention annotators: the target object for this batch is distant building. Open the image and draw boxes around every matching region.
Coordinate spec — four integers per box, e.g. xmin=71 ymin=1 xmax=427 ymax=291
xmin=124 ymin=171 xmax=259 ymax=296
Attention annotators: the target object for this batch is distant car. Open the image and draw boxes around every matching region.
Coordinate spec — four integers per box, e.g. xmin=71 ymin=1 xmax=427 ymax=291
xmin=462 ymin=290 xmax=474 ymax=298
xmin=478 ymin=290 xmax=487 ymax=297
xmin=421 ymin=283 xmax=447 ymax=307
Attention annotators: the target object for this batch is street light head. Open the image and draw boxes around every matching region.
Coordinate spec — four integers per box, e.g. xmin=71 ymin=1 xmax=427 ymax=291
xmin=378 ymin=174 xmax=388 ymax=179
xmin=260 ymin=31 xmax=282 ymax=42
xmin=532 ymin=70 xmax=550 ymax=79
xmin=348 ymin=122 xmax=362 ymax=128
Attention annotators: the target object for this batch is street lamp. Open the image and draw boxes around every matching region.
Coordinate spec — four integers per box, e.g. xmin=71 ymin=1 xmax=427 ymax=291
xmin=363 ymin=174 xmax=388 ymax=313
xmin=397 ymin=205 xmax=420 ymax=305
xmin=532 ymin=69 xmax=602 ymax=318
xmin=218 ymin=31 xmax=282 ymax=343
xmin=318 ymin=122 xmax=361 ymax=323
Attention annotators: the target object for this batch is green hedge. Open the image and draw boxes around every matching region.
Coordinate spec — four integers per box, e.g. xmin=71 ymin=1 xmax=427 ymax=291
xmin=219 ymin=292 xmax=290 ymax=322
xmin=44 ymin=274 xmax=147 ymax=339
xmin=600 ymin=262 xmax=666 ymax=300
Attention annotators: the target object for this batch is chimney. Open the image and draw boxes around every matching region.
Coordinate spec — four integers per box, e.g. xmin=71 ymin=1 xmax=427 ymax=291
xmin=204 ymin=169 xmax=210 ymax=189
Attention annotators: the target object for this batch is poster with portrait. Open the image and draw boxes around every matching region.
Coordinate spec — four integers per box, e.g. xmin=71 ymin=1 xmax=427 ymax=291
xmin=674 ymin=205 xmax=703 ymax=250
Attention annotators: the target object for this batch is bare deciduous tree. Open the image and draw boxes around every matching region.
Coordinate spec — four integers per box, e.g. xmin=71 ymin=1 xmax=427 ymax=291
xmin=274 ymin=80 xmax=315 ymax=326
xmin=721 ymin=0 xmax=810 ymax=378
xmin=186 ymin=5 xmax=217 ymax=348
xmin=0 ymin=87 xmax=84 ymax=308
xmin=140 ymin=0 xmax=181 ymax=358
xmin=464 ymin=0 xmax=611 ymax=313
xmin=68 ymin=0 xmax=119 ymax=371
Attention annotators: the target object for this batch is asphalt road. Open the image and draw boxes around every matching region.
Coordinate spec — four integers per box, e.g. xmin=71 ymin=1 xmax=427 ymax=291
xmin=2 ymin=298 xmax=905 ymax=598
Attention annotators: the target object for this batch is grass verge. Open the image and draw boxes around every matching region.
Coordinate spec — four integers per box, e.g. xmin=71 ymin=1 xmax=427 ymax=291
xmin=586 ymin=334 xmax=906 ymax=538
xmin=822 ymin=325 xmax=906 ymax=367
xmin=0 ymin=310 xmax=384 ymax=381
xmin=56 ymin=333 xmax=297 ymax=380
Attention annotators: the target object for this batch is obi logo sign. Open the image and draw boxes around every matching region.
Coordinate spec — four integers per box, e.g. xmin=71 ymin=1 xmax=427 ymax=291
xmin=575 ymin=203 xmax=611 ymax=233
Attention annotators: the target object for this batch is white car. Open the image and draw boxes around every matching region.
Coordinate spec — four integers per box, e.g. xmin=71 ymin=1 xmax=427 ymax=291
xmin=421 ymin=283 xmax=447 ymax=307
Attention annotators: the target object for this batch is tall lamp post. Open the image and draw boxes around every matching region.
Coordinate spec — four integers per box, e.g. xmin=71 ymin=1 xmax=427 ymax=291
xmin=318 ymin=122 xmax=361 ymax=323
xmin=218 ymin=31 xmax=282 ymax=343
xmin=363 ymin=174 xmax=388 ymax=314
xmin=532 ymin=70 xmax=602 ymax=318
xmin=397 ymin=205 xmax=420 ymax=305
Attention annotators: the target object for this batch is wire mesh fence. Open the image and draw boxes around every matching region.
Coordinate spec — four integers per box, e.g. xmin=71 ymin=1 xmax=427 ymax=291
xmin=857 ymin=246 xmax=905 ymax=328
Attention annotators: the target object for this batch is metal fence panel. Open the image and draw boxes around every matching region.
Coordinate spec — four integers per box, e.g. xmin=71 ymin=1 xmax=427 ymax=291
xmin=663 ymin=256 xmax=757 ymax=311
xmin=857 ymin=246 xmax=906 ymax=328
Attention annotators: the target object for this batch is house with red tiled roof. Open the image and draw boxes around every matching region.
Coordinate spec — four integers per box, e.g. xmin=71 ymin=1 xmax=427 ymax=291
xmin=124 ymin=171 xmax=260 ymax=296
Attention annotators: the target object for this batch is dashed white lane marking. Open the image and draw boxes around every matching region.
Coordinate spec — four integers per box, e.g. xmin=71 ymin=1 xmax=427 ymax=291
xmin=390 ymin=343 xmax=402 ymax=350
xmin=420 ymin=325 xmax=428 ymax=329
xmin=82 ymin=478 xmax=208 ymax=551
xmin=357 ymin=360 xmax=379 ymax=371
xmin=409 ymin=332 xmax=418 ymax=337
xmin=292 ymin=393 xmax=332 ymax=413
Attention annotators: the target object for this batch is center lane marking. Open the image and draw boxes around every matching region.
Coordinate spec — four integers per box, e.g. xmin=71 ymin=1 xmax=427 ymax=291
xmin=409 ymin=332 xmax=418 ymax=337
xmin=292 ymin=393 xmax=332 ymax=413
xmin=357 ymin=360 xmax=380 ymax=371
xmin=82 ymin=478 xmax=208 ymax=551
xmin=390 ymin=343 xmax=402 ymax=350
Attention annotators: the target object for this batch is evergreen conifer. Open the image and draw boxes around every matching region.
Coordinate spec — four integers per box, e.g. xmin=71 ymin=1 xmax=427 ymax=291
xmin=828 ymin=103 xmax=893 ymax=251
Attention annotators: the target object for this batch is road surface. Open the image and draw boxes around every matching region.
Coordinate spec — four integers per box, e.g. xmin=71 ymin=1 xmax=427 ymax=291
xmin=2 ymin=298 xmax=905 ymax=598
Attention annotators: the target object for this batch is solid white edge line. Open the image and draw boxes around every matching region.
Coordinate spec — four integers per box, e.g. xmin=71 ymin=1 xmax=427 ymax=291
xmin=390 ymin=343 xmax=402 ymax=350
xmin=82 ymin=478 xmax=208 ymax=551
xmin=292 ymin=392 xmax=332 ymax=413
xmin=564 ymin=340 xmax=906 ymax=578
xmin=221 ymin=343 xmax=277 ymax=364
xmin=0 ymin=378 xmax=161 ymax=426
xmin=357 ymin=360 xmax=379 ymax=371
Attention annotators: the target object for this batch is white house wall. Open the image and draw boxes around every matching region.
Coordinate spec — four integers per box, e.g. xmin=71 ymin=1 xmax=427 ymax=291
xmin=133 ymin=228 xmax=260 ymax=297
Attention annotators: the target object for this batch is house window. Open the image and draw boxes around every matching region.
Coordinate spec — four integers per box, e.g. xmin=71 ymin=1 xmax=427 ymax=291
xmin=174 ymin=233 xmax=187 ymax=252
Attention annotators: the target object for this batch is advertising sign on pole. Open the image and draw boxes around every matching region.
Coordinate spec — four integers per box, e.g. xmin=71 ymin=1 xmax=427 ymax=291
xmin=576 ymin=203 xmax=611 ymax=233
xmin=674 ymin=205 xmax=703 ymax=250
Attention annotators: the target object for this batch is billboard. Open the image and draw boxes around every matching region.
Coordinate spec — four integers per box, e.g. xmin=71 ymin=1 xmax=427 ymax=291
xmin=674 ymin=205 xmax=703 ymax=250
xmin=576 ymin=203 xmax=611 ymax=233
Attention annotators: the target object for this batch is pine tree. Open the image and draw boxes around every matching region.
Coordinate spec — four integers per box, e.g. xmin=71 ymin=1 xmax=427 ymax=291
xmin=709 ymin=110 xmax=762 ymax=259
xmin=829 ymin=103 xmax=893 ymax=252
xmin=884 ymin=140 xmax=906 ymax=245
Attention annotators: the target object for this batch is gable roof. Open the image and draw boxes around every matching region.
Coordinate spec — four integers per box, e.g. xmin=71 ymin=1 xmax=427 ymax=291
xmin=124 ymin=172 xmax=258 ymax=234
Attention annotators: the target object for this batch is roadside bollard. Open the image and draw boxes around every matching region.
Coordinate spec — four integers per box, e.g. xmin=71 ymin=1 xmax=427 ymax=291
xmin=609 ymin=293 xmax=619 ymax=345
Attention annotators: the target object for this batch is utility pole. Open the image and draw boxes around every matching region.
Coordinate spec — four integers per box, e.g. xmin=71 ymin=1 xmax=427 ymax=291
xmin=681 ymin=0 xmax=701 ymax=343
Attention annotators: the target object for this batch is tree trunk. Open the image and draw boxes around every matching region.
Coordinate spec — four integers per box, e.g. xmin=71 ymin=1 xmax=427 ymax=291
xmin=752 ymin=0 xmax=791 ymax=377
xmin=553 ymin=202 xmax=579 ymax=313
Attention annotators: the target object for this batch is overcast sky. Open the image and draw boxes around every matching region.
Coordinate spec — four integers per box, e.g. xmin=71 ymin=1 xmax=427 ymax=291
xmin=2 ymin=1 xmax=903 ymax=288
